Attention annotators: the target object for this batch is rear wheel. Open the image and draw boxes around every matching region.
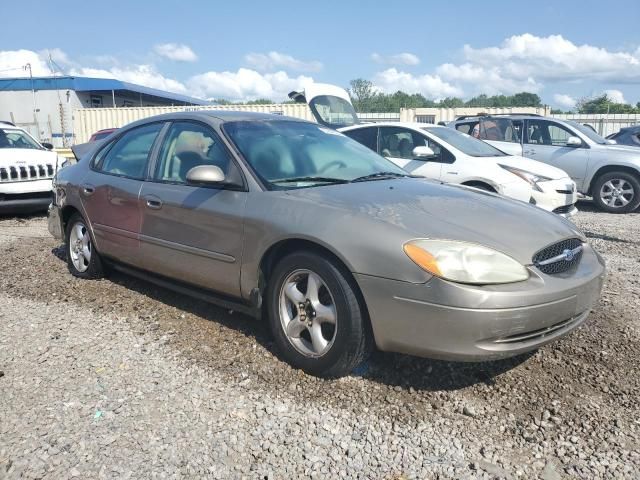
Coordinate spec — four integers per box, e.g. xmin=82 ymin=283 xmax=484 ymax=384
xmin=266 ymin=251 xmax=372 ymax=378
xmin=592 ymin=171 xmax=640 ymax=213
xmin=65 ymin=213 xmax=105 ymax=279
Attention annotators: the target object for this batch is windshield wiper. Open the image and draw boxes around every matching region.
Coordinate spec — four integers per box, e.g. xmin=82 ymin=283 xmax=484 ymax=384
xmin=271 ymin=176 xmax=350 ymax=184
xmin=351 ymin=172 xmax=418 ymax=183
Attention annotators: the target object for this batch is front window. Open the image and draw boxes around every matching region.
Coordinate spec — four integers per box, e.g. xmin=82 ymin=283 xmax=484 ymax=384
xmin=308 ymin=95 xmax=359 ymax=129
xmin=224 ymin=120 xmax=407 ymax=189
xmin=0 ymin=128 xmax=43 ymax=150
xmin=565 ymin=120 xmax=607 ymax=144
xmin=474 ymin=118 xmax=520 ymax=143
xmin=424 ymin=127 xmax=508 ymax=157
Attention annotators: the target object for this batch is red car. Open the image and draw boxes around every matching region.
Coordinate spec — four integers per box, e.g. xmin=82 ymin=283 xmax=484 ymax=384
xmin=88 ymin=128 xmax=118 ymax=142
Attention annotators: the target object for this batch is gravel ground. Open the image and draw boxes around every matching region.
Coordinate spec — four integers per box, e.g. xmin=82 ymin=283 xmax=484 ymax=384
xmin=0 ymin=203 xmax=639 ymax=479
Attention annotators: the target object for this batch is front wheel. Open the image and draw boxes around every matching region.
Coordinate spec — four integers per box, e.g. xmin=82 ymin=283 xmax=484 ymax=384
xmin=266 ymin=251 xmax=372 ymax=378
xmin=592 ymin=171 xmax=640 ymax=213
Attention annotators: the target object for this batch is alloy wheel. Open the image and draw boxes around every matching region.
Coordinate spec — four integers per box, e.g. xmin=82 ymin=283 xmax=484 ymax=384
xmin=600 ymin=178 xmax=635 ymax=208
xmin=69 ymin=221 xmax=92 ymax=273
xmin=279 ymin=269 xmax=337 ymax=357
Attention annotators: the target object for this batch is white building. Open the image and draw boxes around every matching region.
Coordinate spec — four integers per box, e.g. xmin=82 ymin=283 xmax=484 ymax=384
xmin=0 ymin=76 xmax=209 ymax=147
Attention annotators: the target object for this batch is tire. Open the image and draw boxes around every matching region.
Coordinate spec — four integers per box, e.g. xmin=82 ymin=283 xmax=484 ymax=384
xmin=65 ymin=213 xmax=105 ymax=279
xmin=592 ymin=171 xmax=640 ymax=213
xmin=266 ymin=251 xmax=372 ymax=378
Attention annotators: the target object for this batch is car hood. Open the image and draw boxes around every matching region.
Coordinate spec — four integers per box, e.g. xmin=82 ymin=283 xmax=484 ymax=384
xmin=0 ymin=148 xmax=59 ymax=167
xmin=284 ymin=178 xmax=583 ymax=265
xmin=491 ymin=154 xmax=570 ymax=179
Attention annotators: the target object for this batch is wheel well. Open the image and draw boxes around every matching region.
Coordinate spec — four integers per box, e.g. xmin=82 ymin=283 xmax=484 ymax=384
xmin=462 ymin=181 xmax=496 ymax=193
xmin=588 ymin=165 xmax=640 ymax=195
xmin=258 ymin=239 xmax=372 ymax=329
xmin=260 ymin=239 xmax=352 ymax=289
xmin=60 ymin=205 xmax=81 ymax=234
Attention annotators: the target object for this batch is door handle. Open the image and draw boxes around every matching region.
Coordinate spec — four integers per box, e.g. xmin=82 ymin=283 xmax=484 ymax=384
xmin=81 ymin=184 xmax=95 ymax=196
xmin=144 ymin=195 xmax=163 ymax=210
xmin=524 ymin=149 xmax=536 ymax=155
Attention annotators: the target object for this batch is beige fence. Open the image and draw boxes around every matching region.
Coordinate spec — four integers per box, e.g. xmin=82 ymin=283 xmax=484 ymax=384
xmin=73 ymin=103 xmax=315 ymax=143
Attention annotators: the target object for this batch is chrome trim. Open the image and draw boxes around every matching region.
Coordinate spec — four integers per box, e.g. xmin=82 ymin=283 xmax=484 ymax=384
xmin=536 ymin=244 xmax=583 ymax=266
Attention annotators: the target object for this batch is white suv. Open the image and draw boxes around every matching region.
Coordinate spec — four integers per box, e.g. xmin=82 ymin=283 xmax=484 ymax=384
xmin=0 ymin=122 xmax=64 ymax=214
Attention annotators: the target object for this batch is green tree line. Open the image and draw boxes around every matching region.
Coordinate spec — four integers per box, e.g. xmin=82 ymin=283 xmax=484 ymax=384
xmin=211 ymin=79 xmax=640 ymax=115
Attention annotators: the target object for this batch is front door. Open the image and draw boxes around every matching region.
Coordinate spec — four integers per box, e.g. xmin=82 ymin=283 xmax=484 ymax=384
xmin=523 ymin=119 xmax=590 ymax=191
xmin=80 ymin=122 xmax=164 ymax=267
xmin=138 ymin=121 xmax=247 ymax=297
xmin=377 ymin=126 xmax=443 ymax=179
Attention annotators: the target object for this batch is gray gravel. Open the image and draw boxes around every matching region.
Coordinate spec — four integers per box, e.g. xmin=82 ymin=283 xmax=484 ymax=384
xmin=0 ymin=203 xmax=639 ymax=479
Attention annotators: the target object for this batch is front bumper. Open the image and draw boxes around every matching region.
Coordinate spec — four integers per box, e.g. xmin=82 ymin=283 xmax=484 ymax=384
xmin=533 ymin=178 xmax=579 ymax=218
xmin=48 ymin=203 xmax=64 ymax=239
xmin=0 ymin=192 xmax=52 ymax=214
xmin=355 ymin=244 xmax=605 ymax=361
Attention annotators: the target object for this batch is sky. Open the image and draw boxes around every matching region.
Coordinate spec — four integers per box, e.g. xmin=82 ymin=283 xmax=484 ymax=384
xmin=1 ymin=0 xmax=639 ymax=109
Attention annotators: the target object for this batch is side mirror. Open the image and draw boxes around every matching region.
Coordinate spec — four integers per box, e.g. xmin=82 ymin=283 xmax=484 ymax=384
xmin=606 ymin=139 xmax=617 ymax=145
xmin=566 ymin=136 xmax=582 ymax=147
xmin=41 ymin=142 xmax=53 ymax=150
xmin=186 ymin=165 xmax=225 ymax=185
xmin=412 ymin=145 xmax=437 ymax=159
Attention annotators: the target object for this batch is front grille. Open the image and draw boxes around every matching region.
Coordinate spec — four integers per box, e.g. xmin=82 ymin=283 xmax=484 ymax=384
xmin=552 ymin=203 xmax=575 ymax=215
xmin=556 ymin=189 xmax=574 ymax=195
xmin=533 ymin=238 xmax=583 ymax=274
xmin=0 ymin=163 xmax=55 ymax=182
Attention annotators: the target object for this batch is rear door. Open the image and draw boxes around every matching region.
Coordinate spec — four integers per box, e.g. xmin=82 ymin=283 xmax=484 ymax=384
xmin=523 ymin=119 xmax=589 ymax=190
xmin=476 ymin=117 xmax=523 ymax=156
xmin=81 ymin=122 xmax=164 ymax=267
xmin=138 ymin=120 xmax=248 ymax=297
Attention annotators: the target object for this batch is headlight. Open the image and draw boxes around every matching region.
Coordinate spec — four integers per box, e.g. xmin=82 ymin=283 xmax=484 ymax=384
xmin=499 ymin=164 xmax=551 ymax=192
xmin=403 ymin=239 xmax=529 ymax=284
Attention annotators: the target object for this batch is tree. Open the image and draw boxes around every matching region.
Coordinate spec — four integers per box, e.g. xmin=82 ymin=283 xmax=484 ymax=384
xmin=577 ymin=94 xmax=639 ymax=114
xmin=511 ymin=92 xmax=542 ymax=107
xmin=348 ymin=79 xmax=376 ymax=112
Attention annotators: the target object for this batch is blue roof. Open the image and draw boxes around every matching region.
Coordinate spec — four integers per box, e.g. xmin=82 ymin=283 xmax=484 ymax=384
xmin=0 ymin=75 xmax=209 ymax=105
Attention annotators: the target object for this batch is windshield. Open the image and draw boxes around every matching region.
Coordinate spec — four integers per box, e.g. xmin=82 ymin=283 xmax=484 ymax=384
xmin=224 ymin=120 xmax=407 ymax=189
xmin=0 ymin=128 xmax=42 ymax=150
xmin=565 ymin=120 xmax=607 ymax=144
xmin=308 ymin=95 xmax=359 ymax=129
xmin=424 ymin=127 xmax=507 ymax=157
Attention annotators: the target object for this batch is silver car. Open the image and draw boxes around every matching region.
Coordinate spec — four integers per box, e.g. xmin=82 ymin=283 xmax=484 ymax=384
xmin=450 ymin=114 xmax=640 ymax=213
xmin=48 ymin=112 xmax=605 ymax=377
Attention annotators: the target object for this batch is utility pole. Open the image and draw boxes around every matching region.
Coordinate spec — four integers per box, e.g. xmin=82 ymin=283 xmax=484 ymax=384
xmin=24 ymin=63 xmax=39 ymax=139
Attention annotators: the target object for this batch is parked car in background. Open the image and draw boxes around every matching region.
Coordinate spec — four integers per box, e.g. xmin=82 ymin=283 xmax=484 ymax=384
xmin=449 ymin=114 xmax=640 ymax=213
xmin=89 ymin=128 xmax=118 ymax=142
xmin=289 ymin=84 xmax=577 ymax=216
xmin=49 ymin=111 xmax=605 ymax=378
xmin=607 ymin=126 xmax=640 ymax=148
xmin=0 ymin=121 xmax=65 ymax=214
xmin=341 ymin=122 xmax=578 ymax=217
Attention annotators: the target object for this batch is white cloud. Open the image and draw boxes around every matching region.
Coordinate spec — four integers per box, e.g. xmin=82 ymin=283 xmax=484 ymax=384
xmin=188 ymin=68 xmax=314 ymax=101
xmin=604 ymin=89 xmax=626 ymax=104
xmin=153 ymin=43 xmax=198 ymax=62
xmin=553 ymin=94 xmax=577 ymax=110
xmin=244 ymin=51 xmax=322 ymax=72
xmin=0 ymin=49 xmax=52 ymax=77
xmin=436 ymin=62 xmax=541 ymax=95
xmin=372 ymin=68 xmax=462 ymax=100
xmin=371 ymin=52 xmax=420 ymax=66
xmin=462 ymin=34 xmax=640 ymax=83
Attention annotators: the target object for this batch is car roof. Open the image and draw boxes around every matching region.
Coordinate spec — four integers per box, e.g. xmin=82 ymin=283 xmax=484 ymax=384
xmin=342 ymin=121 xmax=448 ymax=131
